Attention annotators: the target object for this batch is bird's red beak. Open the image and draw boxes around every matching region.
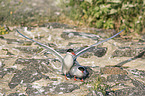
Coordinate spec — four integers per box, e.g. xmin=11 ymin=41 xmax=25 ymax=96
xmin=81 ymin=71 xmax=84 ymax=73
xmin=72 ymin=52 xmax=76 ymax=56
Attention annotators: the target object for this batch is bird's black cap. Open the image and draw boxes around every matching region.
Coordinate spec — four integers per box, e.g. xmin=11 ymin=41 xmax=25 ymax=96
xmin=78 ymin=66 xmax=85 ymax=71
xmin=67 ymin=49 xmax=74 ymax=52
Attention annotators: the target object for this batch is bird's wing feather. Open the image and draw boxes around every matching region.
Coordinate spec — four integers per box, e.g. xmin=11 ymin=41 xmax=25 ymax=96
xmin=16 ymin=29 xmax=63 ymax=61
xmin=75 ymin=28 xmax=126 ymax=58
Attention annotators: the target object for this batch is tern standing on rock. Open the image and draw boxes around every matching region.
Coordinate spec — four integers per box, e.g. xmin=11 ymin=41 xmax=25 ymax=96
xmin=62 ymin=49 xmax=76 ymax=79
xmin=16 ymin=28 xmax=126 ymax=80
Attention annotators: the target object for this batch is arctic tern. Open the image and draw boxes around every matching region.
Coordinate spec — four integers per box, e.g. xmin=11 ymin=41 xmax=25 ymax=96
xmin=69 ymin=65 xmax=88 ymax=81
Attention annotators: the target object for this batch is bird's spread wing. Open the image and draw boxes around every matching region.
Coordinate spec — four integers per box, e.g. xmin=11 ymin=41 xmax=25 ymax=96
xmin=16 ymin=29 xmax=64 ymax=61
xmin=75 ymin=28 xmax=126 ymax=59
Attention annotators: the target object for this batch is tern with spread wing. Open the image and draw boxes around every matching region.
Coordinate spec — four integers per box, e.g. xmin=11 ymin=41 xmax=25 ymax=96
xmin=16 ymin=28 xmax=126 ymax=80
xmin=16 ymin=29 xmax=76 ymax=80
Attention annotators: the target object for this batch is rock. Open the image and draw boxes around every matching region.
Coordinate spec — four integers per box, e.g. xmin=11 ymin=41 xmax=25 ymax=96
xmin=100 ymin=67 xmax=128 ymax=75
xmin=85 ymin=71 xmax=100 ymax=83
xmin=53 ymin=48 xmax=68 ymax=54
xmin=107 ymin=74 xmax=131 ymax=82
xmin=86 ymin=71 xmax=145 ymax=96
xmin=129 ymin=69 xmax=145 ymax=81
xmin=15 ymin=58 xmax=54 ymax=73
xmin=8 ymin=69 xmax=42 ymax=89
xmin=0 ymin=48 xmax=15 ymax=56
xmin=6 ymin=51 xmax=14 ymax=55
xmin=43 ymin=22 xmax=76 ymax=29
xmin=9 ymin=58 xmax=52 ymax=89
xmin=14 ymin=47 xmax=43 ymax=54
xmin=61 ymin=32 xmax=74 ymax=40
xmin=26 ymin=82 xmax=79 ymax=95
xmin=7 ymin=93 xmax=26 ymax=96
xmin=26 ymin=84 xmax=44 ymax=96
xmin=113 ymin=87 xmax=145 ymax=96
xmin=5 ymin=39 xmax=32 ymax=45
xmin=131 ymin=79 xmax=145 ymax=90
xmin=0 ymin=68 xmax=15 ymax=78
xmin=93 ymin=47 xmax=107 ymax=57
xmin=112 ymin=47 xmax=145 ymax=58
xmin=8 ymin=93 xmax=19 ymax=96
xmin=62 ymin=31 xmax=100 ymax=40
xmin=87 ymin=90 xmax=104 ymax=96
xmin=53 ymin=83 xmax=79 ymax=94
xmin=80 ymin=52 xmax=93 ymax=58
xmin=46 ymin=43 xmax=57 ymax=48
xmin=15 ymin=58 xmax=49 ymax=66
xmin=112 ymin=47 xmax=134 ymax=57
xmin=0 ymin=61 xmax=4 ymax=68
xmin=75 ymin=47 xmax=107 ymax=58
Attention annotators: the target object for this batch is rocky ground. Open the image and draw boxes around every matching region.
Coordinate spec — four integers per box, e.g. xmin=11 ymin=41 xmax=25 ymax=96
xmin=0 ymin=24 xmax=145 ymax=96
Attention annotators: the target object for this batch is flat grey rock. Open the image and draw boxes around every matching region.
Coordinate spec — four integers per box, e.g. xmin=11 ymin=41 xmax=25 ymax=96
xmin=26 ymin=82 xmax=79 ymax=95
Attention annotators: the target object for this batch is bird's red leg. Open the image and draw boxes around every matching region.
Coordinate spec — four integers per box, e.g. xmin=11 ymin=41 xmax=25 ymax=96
xmin=80 ymin=78 xmax=84 ymax=82
xmin=74 ymin=76 xmax=77 ymax=81
xmin=65 ymin=75 xmax=68 ymax=80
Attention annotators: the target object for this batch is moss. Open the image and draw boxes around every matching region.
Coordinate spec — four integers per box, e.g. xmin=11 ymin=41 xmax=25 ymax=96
xmin=0 ymin=26 xmax=9 ymax=35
